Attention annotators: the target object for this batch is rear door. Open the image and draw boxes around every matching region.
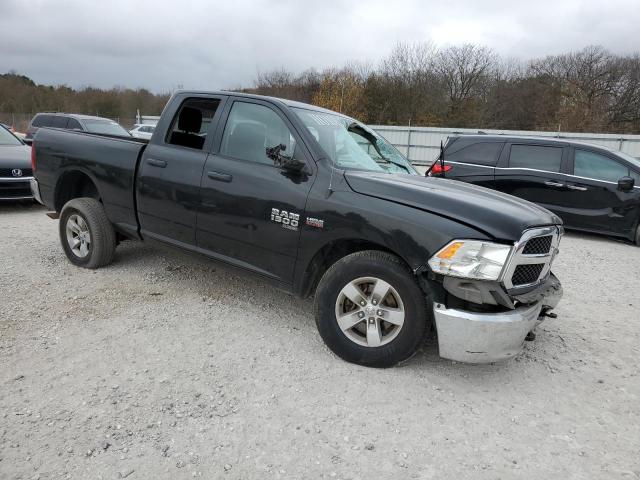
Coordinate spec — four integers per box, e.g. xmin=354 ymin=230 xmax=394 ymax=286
xmin=196 ymin=98 xmax=315 ymax=283
xmin=563 ymin=147 xmax=640 ymax=235
xmin=441 ymin=139 xmax=504 ymax=189
xmin=494 ymin=142 xmax=570 ymax=219
xmin=136 ymin=94 xmax=226 ymax=245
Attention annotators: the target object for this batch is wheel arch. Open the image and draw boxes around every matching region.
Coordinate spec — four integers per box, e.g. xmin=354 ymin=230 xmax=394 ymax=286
xmin=297 ymin=238 xmax=415 ymax=298
xmin=54 ymin=169 xmax=101 ymax=212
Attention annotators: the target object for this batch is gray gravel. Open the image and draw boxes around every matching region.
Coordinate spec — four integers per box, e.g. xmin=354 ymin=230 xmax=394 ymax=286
xmin=1 ymin=202 xmax=639 ymax=479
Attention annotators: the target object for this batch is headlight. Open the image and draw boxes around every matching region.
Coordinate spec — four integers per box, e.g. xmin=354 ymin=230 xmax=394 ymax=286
xmin=428 ymin=240 xmax=512 ymax=281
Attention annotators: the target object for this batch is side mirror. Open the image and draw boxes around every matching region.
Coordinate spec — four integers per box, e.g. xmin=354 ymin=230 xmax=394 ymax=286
xmin=281 ymin=157 xmax=307 ymax=173
xmin=23 ymin=138 xmax=33 ymax=146
xmin=618 ymin=176 xmax=635 ymax=192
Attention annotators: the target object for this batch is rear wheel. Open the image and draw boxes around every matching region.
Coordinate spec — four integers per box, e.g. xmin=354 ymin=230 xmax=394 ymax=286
xmin=314 ymin=250 xmax=429 ymax=367
xmin=59 ymin=198 xmax=116 ymax=269
xmin=635 ymin=224 xmax=640 ymax=246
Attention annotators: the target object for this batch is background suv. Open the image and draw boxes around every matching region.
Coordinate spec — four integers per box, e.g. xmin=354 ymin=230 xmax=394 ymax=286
xmin=24 ymin=113 xmax=130 ymax=144
xmin=430 ymin=135 xmax=640 ymax=244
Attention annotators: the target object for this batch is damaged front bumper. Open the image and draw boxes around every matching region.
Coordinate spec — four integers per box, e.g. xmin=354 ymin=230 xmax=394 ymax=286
xmin=433 ymin=274 xmax=562 ymax=363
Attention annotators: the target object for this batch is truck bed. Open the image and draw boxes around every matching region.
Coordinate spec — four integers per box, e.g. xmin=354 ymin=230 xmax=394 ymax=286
xmin=34 ymin=128 xmax=147 ymax=237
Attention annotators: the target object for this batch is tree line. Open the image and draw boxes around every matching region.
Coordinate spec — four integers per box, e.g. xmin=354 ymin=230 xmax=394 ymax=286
xmin=0 ymin=72 xmax=170 ymax=128
xmin=244 ymin=44 xmax=640 ymax=134
xmin=2 ymin=43 xmax=640 ymax=134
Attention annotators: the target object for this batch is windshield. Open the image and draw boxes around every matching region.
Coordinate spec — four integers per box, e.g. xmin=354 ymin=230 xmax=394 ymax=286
xmin=83 ymin=119 xmax=130 ymax=136
xmin=293 ymin=108 xmax=416 ymax=175
xmin=0 ymin=125 xmax=22 ymax=146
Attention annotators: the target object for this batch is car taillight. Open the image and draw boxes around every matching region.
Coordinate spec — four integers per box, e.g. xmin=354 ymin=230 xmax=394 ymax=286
xmin=430 ymin=163 xmax=452 ymax=175
xmin=31 ymin=143 xmax=36 ymax=172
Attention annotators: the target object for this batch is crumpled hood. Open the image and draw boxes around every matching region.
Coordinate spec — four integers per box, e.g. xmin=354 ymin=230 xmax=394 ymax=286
xmin=344 ymin=171 xmax=562 ymax=241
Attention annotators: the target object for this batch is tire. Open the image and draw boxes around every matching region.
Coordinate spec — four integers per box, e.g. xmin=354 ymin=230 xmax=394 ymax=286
xmin=59 ymin=198 xmax=116 ymax=269
xmin=635 ymin=224 xmax=640 ymax=246
xmin=314 ymin=250 xmax=429 ymax=367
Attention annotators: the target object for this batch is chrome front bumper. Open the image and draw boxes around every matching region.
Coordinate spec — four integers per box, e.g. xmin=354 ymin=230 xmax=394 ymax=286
xmin=433 ymin=283 xmax=562 ymax=363
xmin=30 ymin=178 xmax=43 ymax=204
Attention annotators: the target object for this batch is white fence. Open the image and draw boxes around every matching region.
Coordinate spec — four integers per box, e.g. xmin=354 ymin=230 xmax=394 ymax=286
xmin=371 ymin=125 xmax=640 ymax=165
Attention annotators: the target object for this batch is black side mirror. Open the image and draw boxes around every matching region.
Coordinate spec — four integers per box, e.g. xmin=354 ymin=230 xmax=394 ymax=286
xmin=618 ymin=176 xmax=635 ymax=192
xmin=281 ymin=157 xmax=307 ymax=173
xmin=23 ymin=138 xmax=33 ymax=146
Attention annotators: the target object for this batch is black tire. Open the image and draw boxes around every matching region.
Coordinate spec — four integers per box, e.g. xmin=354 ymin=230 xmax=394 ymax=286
xmin=59 ymin=198 xmax=116 ymax=269
xmin=314 ymin=250 xmax=429 ymax=367
xmin=635 ymin=224 xmax=640 ymax=246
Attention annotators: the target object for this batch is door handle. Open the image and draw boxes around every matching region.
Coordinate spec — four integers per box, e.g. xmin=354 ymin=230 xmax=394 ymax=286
xmin=147 ymin=158 xmax=167 ymax=168
xmin=207 ymin=171 xmax=233 ymax=182
xmin=566 ymin=184 xmax=588 ymax=191
xmin=544 ymin=180 xmax=565 ymax=188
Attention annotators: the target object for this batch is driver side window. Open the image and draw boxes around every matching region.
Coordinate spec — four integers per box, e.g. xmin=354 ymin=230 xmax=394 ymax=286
xmin=220 ymin=102 xmax=296 ymax=166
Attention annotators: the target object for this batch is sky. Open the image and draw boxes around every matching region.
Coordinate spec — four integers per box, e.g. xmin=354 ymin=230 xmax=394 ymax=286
xmin=0 ymin=0 xmax=638 ymax=93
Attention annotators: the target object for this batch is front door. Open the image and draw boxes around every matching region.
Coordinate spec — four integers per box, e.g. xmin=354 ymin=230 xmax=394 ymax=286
xmin=197 ymin=99 xmax=315 ymax=283
xmin=564 ymin=148 xmax=639 ymax=235
xmin=136 ymin=95 xmax=225 ymax=245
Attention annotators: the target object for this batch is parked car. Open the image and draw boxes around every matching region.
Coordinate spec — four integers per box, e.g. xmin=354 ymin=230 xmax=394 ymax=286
xmin=0 ymin=123 xmax=33 ymax=200
xmin=129 ymin=124 xmax=156 ymax=139
xmin=24 ymin=113 xmax=130 ymax=144
xmin=429 ymin=135 xmax=640 ymax=245
xmin=31 ymin=92 xmax=563 ymax=367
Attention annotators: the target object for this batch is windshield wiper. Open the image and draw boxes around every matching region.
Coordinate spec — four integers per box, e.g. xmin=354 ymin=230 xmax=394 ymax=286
xmin=347 ymin=123 xmax=412 ymax=174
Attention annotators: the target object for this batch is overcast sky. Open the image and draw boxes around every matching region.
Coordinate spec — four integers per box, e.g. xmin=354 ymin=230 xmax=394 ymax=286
xmin=1 ymin=0 xmax=638 ymax=93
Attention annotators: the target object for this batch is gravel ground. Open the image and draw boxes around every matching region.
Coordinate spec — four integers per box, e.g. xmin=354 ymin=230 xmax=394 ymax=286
xmin=1 ymin=202 xmax=639 ymax=480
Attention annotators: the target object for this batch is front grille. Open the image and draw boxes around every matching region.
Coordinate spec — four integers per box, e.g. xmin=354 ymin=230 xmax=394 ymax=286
xmin=511 ymin=264 xmax=545 ymax=286
xmin=0 ymin=168 xmax=32 ymax=178
xmin=522 ymin=235 xmax=552 ymax=255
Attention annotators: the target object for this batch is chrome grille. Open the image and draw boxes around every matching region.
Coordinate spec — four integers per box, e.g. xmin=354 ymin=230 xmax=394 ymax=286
xmin=502 ymin=226 xmax=562 ymax=289
xmin=512 ymin=264 xmax=545 ymax=285
xmin=522 ymin=235 xmax=552 ymax=255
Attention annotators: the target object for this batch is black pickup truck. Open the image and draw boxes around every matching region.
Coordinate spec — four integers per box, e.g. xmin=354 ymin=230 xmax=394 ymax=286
xmin=30 ymin=91 xmax=563 ymax=367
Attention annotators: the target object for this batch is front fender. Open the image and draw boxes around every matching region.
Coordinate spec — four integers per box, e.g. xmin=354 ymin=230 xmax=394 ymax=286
xmin=293 ymin=188 xmax=491 ymax=296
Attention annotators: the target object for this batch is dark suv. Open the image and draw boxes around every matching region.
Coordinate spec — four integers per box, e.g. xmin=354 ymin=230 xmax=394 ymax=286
xmin=429 ymin=135 xmax=640 ymax=244
xmin=24 ymin=113 xmax=130 ymax=144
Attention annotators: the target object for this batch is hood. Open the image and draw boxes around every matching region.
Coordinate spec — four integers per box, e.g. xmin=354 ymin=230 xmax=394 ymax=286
xmin=345 ymin=171 xmax=562 ymax=241
xmin=0 ymin=144 xmax=31 ymax=169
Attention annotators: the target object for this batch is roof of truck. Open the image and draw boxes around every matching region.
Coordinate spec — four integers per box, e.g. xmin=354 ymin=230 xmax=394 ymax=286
xmin=175 ymin=90 xmax=348 ymax=117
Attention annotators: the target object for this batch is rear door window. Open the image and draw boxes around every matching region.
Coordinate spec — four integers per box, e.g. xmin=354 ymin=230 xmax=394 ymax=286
xmin=446 ymin=141 xmax=503 ymax=166
xmin=167 ymin=98 xmax=221 ymax=150
xmin=51 ymin=116 xmax=69 ymax=128
xmin=67 ymin=118 xmax=83 ymax=130
xmin=508 ymin=144 xmax=563 ymax=172
xmin=573 ymin=149 xmax=630 ymax=183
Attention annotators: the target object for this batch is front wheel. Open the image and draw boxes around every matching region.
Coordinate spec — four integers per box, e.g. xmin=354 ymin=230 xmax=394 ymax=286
xmin=59 ymin=198 xmax=116 ymax=269
xmin=314 ymin=250 xmax=430 ymax=367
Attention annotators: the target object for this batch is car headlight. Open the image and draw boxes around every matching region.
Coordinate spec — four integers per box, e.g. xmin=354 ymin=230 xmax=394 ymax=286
xmin=428 ymin=240 xmax=512 ymax=281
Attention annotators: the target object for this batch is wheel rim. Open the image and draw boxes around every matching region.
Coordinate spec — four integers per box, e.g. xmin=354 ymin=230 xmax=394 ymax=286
xmin=334 ymin=276 xmax=405 ymax=347
xmin=65 ymin=213 xmax=91 ymax=258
